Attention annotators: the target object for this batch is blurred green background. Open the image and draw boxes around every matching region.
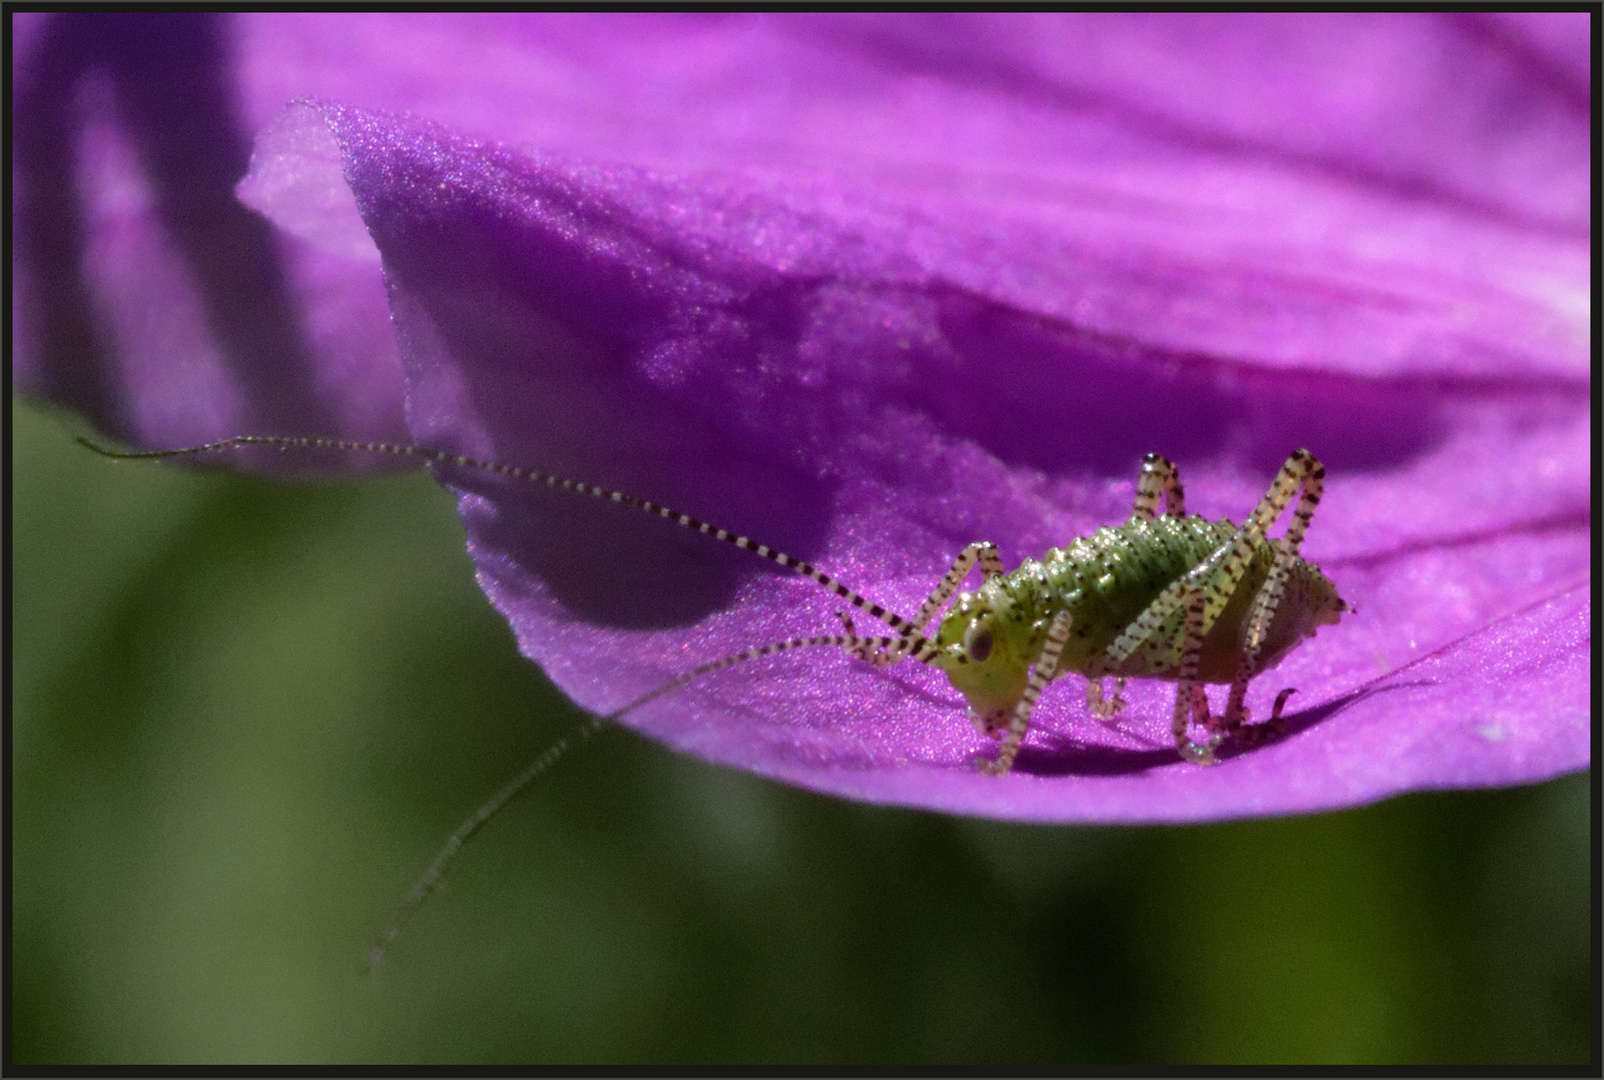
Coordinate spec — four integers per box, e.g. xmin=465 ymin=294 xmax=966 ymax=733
xmin=12 ymin=398 xmax=1592 ymax=1065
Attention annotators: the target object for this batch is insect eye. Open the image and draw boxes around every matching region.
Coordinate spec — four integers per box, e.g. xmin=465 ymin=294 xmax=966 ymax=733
xmin=964 ymin=625 xmax=993 ymax=662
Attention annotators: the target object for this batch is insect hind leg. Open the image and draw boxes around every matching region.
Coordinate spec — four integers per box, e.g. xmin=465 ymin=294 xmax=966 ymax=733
xmin=1235 ymin=453 xmax=1326 ymax=679
xmin=1174 ymin=449 xmax=1321 ymax=763
xmin=1105 ymin=450 xmax=1330 ymax=764
xmin=1169 ymin=586 xmax=1222 ymax=764
xmin=1132 ymin=453 xmax=1187 ymax=521
xmin=1215 ymin=452 xmax=1329 ymax=746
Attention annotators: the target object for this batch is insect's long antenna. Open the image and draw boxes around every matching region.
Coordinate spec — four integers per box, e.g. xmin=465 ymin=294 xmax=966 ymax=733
xmin=81 ymin=434 xmax=951 ymax=961
xmin=367 ymin=628 xmax=910 ymax=964
xmin=367 ymin=711 xmax=608 ymax=968
xmin=609 ymin=630 xmax=918 ymax=719
xmin=76 ymin=435 xmax=930 ymax=648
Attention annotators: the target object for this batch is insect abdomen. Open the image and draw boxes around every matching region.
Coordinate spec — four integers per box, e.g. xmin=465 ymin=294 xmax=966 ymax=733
xmin=999 ymin=515 xmax=1275 ymax=681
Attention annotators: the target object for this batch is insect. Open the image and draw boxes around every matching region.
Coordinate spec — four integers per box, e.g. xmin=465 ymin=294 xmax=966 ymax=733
xmin=79 ymin=435 xmax=1350 ymax=952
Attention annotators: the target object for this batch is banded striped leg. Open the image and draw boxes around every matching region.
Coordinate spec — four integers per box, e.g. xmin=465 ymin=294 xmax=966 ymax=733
xmin=1131 ymin=453 xmax=1187 ymax=520
xmin=1085 ymin=677 xmax=1128 ymax=719
xmin=1230 ymin=457 xmax=1325 ymax=700
xmin=1217 ymin=679 xmax=1298 ymax=746
xmin=1216 ymin=455 xmax=1328 ymax=740
xmin=845 ymin=541 xmax=1003 ymax=667
xmin=981 ymin=609 xmax=1075 ymax=776
xmin=1170 ymin=586 xmax=1222 ymax=764
xmin=1217 ymin=675 xmax=1252 ymax=736
xmin=1094 ymin=454 xmax=1187 ymax=730
xmin=834 ymin=612 xmax=937 ymax=666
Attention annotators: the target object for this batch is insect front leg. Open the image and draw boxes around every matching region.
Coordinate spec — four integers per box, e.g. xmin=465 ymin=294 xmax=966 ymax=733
xmin=909 ymin=541 xmax=1004 ymax=634
xmin=981 ymin=608 xmax=1074 ymax=776
xmin=832 ymin=611 xmax=866 ymax=656
xmin=834 ymin=609 xmax=911 ymax=661
xmin=845 ymin=541 xmax=1003 ymax=668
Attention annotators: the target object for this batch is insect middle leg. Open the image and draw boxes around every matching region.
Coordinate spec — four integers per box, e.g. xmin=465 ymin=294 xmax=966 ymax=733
xmin=1085 ymin=677 xmax=1128 ymax=719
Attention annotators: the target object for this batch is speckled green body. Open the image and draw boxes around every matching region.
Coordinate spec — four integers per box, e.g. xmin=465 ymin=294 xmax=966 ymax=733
xmin=929 ymin=514 xmax=1345 ymax=719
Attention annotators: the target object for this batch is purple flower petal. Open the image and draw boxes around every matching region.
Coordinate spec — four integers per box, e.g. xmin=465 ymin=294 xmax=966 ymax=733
xmin=11 ymin=12 xmax=408 ymax=465
xmin=13 ymin=14 xmax=1589 ymax=820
